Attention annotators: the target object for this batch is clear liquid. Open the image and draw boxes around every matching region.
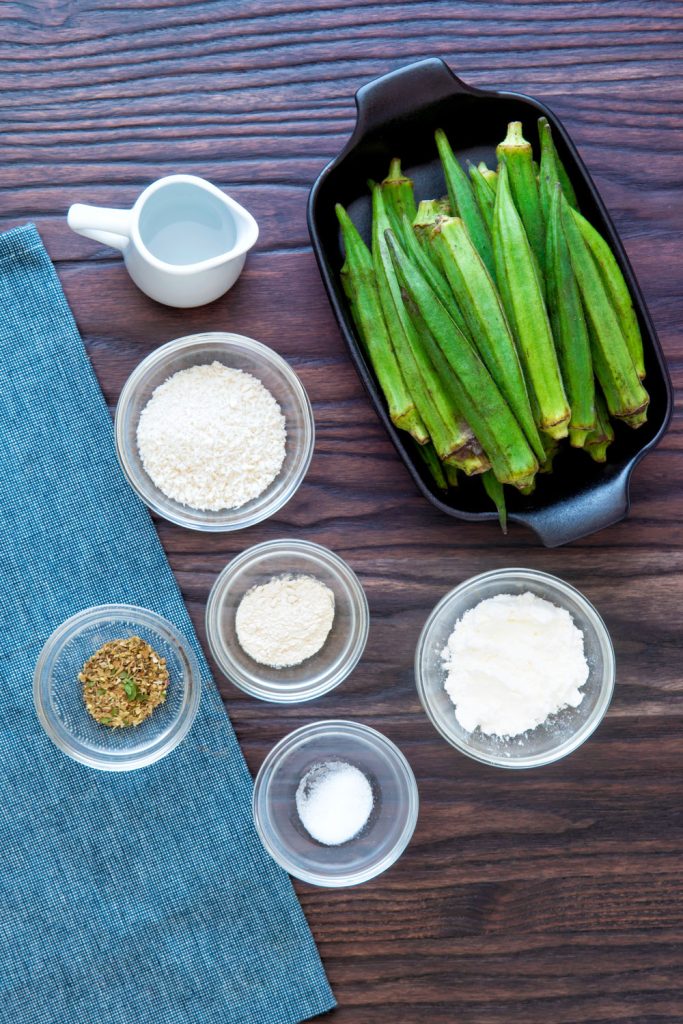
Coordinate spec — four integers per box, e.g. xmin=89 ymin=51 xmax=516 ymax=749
xmin=139 ymin=183 xmax=237 ymax=266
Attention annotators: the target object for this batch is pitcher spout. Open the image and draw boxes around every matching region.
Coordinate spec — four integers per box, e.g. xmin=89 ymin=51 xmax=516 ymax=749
xmin=226 ymin=199 xmax=259 ymax=259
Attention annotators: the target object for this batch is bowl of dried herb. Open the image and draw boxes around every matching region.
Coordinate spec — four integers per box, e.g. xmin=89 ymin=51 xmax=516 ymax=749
xmin=33 ymin=605 xmax=202 ymax=771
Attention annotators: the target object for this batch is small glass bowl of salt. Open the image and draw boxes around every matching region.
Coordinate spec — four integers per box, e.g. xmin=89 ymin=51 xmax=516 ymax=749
xmin=253 ymin=720 xmax=419 ymax=887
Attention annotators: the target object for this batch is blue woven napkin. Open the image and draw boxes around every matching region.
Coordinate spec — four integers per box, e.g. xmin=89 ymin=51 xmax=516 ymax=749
xmin=0 ymin=225 xmax=335 ymax=1024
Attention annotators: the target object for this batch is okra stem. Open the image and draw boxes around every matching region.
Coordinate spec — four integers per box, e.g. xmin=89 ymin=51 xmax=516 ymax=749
xmin=380 ymin=158 xmax=417 ymax=250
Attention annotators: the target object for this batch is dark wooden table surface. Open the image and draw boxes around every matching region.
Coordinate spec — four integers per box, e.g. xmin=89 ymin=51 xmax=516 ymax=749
xmin=3 ymin=2 xmax=682 ymax=1022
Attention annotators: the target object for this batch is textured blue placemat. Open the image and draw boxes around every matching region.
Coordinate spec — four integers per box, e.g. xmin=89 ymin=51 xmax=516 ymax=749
xmin=0 ymin=225 xmax=335 ymax=1024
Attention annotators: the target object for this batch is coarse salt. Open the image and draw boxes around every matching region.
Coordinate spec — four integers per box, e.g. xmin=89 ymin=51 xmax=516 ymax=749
xmin=296 ymin=761 xmax=374 ymax=846
xmin=136 ymin=361 xmax=286 ymax=511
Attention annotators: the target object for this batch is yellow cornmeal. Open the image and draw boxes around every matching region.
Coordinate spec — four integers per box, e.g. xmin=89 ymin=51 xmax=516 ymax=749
xmin=78 ymin=636 xmax=169 ymax=727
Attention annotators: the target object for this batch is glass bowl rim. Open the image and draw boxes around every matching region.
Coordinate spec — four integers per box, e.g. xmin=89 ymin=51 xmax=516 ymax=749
xmin=414 ymin=567 xmax=616 ymax=770
xmin=205 ymin=539 xmax=370 ymax=703
xmin=113 ymin=331 xmax=315 ymax=532
xmin=252 ymin=718 xmax=419 ymax=887
xmin=33 ymin=603 xmax=202 ymax=772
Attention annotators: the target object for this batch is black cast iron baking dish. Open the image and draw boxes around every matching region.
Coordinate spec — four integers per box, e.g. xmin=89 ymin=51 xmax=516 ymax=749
xmin=307 ymin=58 xmax=672 ymax=547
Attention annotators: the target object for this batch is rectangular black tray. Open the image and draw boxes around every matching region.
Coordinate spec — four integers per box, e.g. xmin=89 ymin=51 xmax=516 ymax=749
xmin=307 ymin=58 xmax=672 ymax=547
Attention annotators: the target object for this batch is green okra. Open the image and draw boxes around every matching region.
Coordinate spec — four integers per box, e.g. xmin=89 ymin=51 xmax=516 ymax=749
xmin=406 ymin=209 xmax=472 ymax=340
xmin=585 ymin=390 xmax=615 ymax=463
xmin=482 ymin=471 xmax=508 ymax=534
xmin=538 ymin=116 xmax=578 ymax=212
xmin=570 ymin=207 xmax=646 ymax=380
xmin=398 ymin=286 xmax=491 ymax=477
xmin=444 ymin=461 xmax=459 ymax=488
xmin=413 ymin=199 xmax=450 ymax=247
xmin=386 ymin=228 xmax=539 ymax=489
xmin=413 ymin=440 xmax=448 ymax=490
xmin=478 ymin=162 xmax=498 ymax=190
xmin=371 ymin=185 xmax=475 ymax=463
xmin=435 ymin=128 xmax=495 ymax=278
xmin=336 ymin=203 xmax=427 ymax=442
xmin=467 ymin=161 xmax=496 ymax=234
xmin=431 ymin=215 xmax=545 ymax=461
xmin=546 ymin=184 xmax=596 ymax=447
xmin=497 ymin=122 xmax=546 ymax=281
xmin=492 ymin=162 xmax=570 ymax=439
xmin=379 ymin=158 xmax=417 ymax=250
xmin=559 ymin=190 xmax=649 ymax=426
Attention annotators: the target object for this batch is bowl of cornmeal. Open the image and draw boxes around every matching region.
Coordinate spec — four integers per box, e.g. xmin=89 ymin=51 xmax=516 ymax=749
xmin=415 ymin=568 xmax=615 ymax=768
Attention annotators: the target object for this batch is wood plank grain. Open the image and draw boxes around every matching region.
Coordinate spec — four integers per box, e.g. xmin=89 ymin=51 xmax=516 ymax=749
xmin=3 ymin=2 xmax=683 ymax=1022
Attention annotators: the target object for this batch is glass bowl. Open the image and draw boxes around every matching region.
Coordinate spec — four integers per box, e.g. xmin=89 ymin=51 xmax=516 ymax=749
xmin=205 ymin=539 xmax=369 ymax=702
xmin=114 ymin=332 xmax=315 ymax=531
xmin=415 ymin=568 xmax=615 ymax=769
xmin=253 ymin=720 xmax=419 ymax=887
xmin=33 ymin=605 xmax=202 ymax=771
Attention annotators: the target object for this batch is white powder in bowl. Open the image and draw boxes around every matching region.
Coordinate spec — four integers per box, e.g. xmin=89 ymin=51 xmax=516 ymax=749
xmin=235 ymin=574 xmax=335 ymax=669
xmin=296 ymin=761 xmax=374 ymax=846
xmin=136 ymin=361 xmax=286 ymax=511
xmin=442 ymin=591 xmax=589 ymax=738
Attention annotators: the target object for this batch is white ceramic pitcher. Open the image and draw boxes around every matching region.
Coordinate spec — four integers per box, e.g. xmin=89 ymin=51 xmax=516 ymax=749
xmin=67 ymin=174 xmax=259 ymax=308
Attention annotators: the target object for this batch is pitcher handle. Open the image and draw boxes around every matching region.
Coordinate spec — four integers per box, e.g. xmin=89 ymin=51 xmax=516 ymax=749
xmin=67 ymin=204 xmax=131 ymax=252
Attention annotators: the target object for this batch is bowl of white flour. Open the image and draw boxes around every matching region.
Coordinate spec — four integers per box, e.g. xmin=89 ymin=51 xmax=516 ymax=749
xmin=414 ymin=568 xmax=615 ymax=768
xmin=115 ymin=332 xmax=314 ymax=531
xmin=205 ymin=539 xmax=369 ymax=702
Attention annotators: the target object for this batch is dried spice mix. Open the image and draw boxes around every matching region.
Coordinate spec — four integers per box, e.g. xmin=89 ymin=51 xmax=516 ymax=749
xmin=79 ymin=636 xmax=169 ymax=727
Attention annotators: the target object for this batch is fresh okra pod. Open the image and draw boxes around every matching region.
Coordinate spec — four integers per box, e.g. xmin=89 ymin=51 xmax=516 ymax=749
xmin=492 ymin=162 xmax=571 ymax=440
xmin=371 ymin=185 xmax=477 ymax=464
xmin=497 ymin=122 xmax=546 ymax=282
xmin=546 ymin=184 xmax=596 ymax=447
xmin=431 ymin=215 xmax=545 ymax=462
xmin=336 ymin=203 xmax=427 ymax=442
xmin=467 ymin=161 xmax=496 ymax=234
xmin=434 ymin=128 xmax=496 ymax=279
xmin=386 ymin=228 xmax=539 ymax=490
xmin=570 ymin=207 xmax=646 ymax=380
xmin=537 ymin=116 xmax=578 ymax=211
xmin=559 ymin=190 xmax=649 ymax=426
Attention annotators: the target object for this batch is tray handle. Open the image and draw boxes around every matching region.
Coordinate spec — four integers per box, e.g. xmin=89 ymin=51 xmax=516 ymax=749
xmin=514 ymin=466 xmax=632 ymax=547
xmin=352 ymin=58 xmax=482 ymax=141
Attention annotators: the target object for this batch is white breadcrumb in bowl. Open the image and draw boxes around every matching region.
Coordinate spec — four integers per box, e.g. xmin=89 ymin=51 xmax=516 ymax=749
xmin=136 ymin=361 xmax=286 ymax=512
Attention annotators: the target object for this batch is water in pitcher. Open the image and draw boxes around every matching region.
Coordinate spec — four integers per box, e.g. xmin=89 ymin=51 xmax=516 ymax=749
xmin=138 ymin=180 xmax=237 ymax=265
